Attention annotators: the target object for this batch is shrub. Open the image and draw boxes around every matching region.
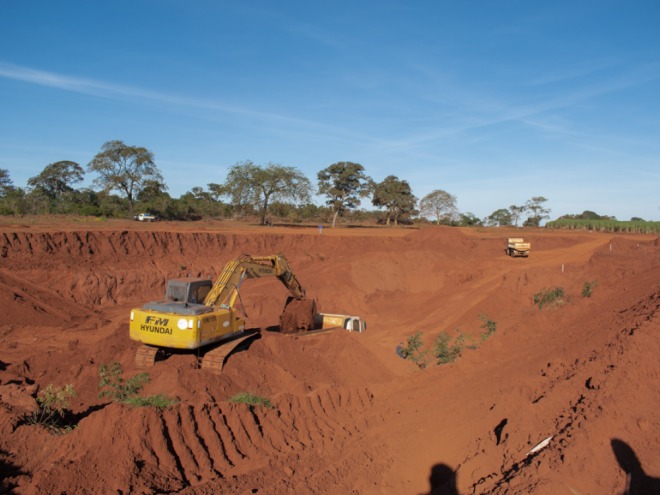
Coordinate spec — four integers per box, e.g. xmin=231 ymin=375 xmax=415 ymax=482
xmin=99 ymin=362 xmax=150 ymax=402
xmin=533 ymin=287 xmax=565 ymax=309
xmin=229 ymin=392 xmax=274 ymax=409
xmin=24 ymin=384 xmax=77 ymax=434
xmin=434 ymin=332 xmax=463 ymax=365
xmin=479 ymin=314 xmax=497 ymax=342
xmin=398 ymin=332 xmax=429 ymax=368
xmin=98 ymin=362 xmax=176 ymax=409
xmin=582 ymin=280 xmax=598 ymax=298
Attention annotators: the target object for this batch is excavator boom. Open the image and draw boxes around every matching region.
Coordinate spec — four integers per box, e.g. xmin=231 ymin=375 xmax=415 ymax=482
xmin=203 ymin=255 xmax=306 ymax=308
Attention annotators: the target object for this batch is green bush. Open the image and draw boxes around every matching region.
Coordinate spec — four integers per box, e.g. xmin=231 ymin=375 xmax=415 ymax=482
xmin=24 ymin=384 xmax=77 ymax=434
xmin=398 ymin=332 xmax=429 ymax=368
xmin=582 ymin=280 xmax=598 ymax=298
xmin=533 ymin=287 xmax=565 ymax=309
xmin=433 ymin=332 xmax=463 ymax=365
xmin=98 ymin=362 xmax=176 ymax=409
xmin=479 ymin=314 xmax=497 ymax=342
xmin=229 ymin=392 xmax=274 ymax=409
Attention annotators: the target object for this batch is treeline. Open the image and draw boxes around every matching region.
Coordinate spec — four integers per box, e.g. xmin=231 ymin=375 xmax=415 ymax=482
xmin=0 ymin=140 xmax=653 ymax=230
xmin=545 ymin=210 xmax=660 ymax=234
xmin=547 ymin=218 xmax=660 ymax=234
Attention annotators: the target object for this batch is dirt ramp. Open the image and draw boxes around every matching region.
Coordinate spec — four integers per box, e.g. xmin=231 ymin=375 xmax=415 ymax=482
xmin=0 ymin=270 xmax=95 ymax=327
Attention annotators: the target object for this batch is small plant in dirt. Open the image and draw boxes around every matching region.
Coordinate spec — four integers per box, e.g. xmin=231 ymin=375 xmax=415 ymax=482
xmin=479 ymin=314 xmax=497 ymax=342
xmin=533 ymin=287 xmax=565 ymax=309
xmin=581 ymin=280 xmax=598 ymax=298
xmin=398 ymin=331 xmax=429 ymax=368
xmin=434 ymin=332 xmax=465 ymax=365
xmin=24 ymin=384 xmax=77 ymax=434
xmin=98 ymin=362 xmax=176 ymax=410
xmin=229 ymin=392 xmax=274 ymax=409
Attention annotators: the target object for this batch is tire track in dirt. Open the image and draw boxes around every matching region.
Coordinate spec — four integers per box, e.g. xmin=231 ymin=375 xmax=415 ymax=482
xmin=141 ymin=386 xmax=375 ymax=486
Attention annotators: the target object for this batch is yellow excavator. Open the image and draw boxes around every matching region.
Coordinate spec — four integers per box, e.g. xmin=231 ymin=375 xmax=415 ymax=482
xmin=129 ymin=254 xmax=364 ymax=372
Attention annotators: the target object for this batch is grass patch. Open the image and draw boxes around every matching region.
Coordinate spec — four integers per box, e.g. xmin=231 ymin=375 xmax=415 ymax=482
xmin=479 ymin=314 xmax=497 ymax=342
xmin=98 ymin=362 xmax=177 ymax=410
xmin=124 ymin=394 xmax=178 ymax=410
xmin=533 ymin=287 xmax=565 ymax=309
xmin=229 ymin=392 xmax=274 ymax=409
xmin=23 ymin=384 xmax=77 ymax=434
xmin=582 ymin=280 xmax=598 ymax=298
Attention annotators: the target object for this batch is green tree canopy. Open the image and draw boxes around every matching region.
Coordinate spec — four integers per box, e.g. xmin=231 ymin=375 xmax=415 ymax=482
xmin=419 ymin=189 xmax=457 ymax=225
xmin=459 ymin=212 xmax=482 ymax=227
xmin=222 ymin=161 xmax=312 ymax=225
xmin=524 ymin=196 xmax=551 ymax=227
xmin=317 ymin=161 xmax=372 ymax=227
xmin=486 ymin=208 xmax=513 ymax=226
xmin=0 ymin=168 xmax=14 ymax=197
xmin=509 ymin=204 xmax=525 ymax=227
xmin=558 ymin=210 xmax=609 ymax=221
xmin=27 ymin=160 xmax=84 ymax=199
xmin=207 ymin=183 xmax=227 ymax=201
xmin=372 ymin=175 xmax=417 ymax=226
xmin=87 ymin=140 xmax=163 ymax=219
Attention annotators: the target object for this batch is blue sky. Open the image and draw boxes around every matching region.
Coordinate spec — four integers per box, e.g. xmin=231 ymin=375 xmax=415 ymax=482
xmin=1 ymin=0 xmax=658 ymax=221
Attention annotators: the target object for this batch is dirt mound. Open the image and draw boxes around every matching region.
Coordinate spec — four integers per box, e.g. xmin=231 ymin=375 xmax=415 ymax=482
xmin=0 ymin=221 xmax=658 ymax=494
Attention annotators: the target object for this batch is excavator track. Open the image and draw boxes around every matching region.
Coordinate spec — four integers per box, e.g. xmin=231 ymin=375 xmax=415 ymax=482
xmin=201 ymin=330 xmax=260 ymax=373
xmin=135 ymin=344 xmax=161 ymax=369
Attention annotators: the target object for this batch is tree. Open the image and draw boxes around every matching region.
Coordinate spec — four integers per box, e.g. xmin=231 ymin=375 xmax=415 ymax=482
xmin=223 ymin=161 xmax=312 ymax=225
xmin=26 ymin=161 xmax=85 ymax=214
xmin=87 ymin=140 xmax=163 ymax=219
xmin=0 ymin=168 xmax=14 ymax=197
xmin=524 ymin=196 xmax=551 ymax=227
xmin=486 ymin=208 xmax=513 ymax=226
xmin=207 ymin=183 xmax=226 ymax=201
xmin=27 ymin=161 xmax=84 ymax=199
xmin=509 ymin=204 xmax=525 ymax=227
xmin=459 ymin=212 xmax=482 ymax=227
xmin=317 ymin=162 xmax=372 ymax=227
xmin=0 ymin=187 xmax=26 ymax=216
xmin=372 ymin=175 xmax=417 ymax=226
xmin=419 ymin=189 xmax=457 ymax=225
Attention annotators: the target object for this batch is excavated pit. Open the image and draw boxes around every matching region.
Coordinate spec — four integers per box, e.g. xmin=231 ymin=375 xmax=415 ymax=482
xmin=0 ymin=220 xmax=658 ymax=495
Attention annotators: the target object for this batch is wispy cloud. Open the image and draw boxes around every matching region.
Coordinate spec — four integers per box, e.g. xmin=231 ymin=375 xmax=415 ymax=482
xmin=0 ymin=62 xmax=320 ymax=126
xmin=367 ymin=59 xmax=660 ymax=155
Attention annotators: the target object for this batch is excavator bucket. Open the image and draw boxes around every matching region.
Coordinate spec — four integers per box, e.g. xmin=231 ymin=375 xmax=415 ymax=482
xmin=279 ymin=297 xmax=317 ymax=334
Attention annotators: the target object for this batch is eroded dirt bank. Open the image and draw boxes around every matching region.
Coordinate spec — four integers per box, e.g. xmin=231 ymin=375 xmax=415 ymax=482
xmin=0 ymin=221 xmax=658 ymax=494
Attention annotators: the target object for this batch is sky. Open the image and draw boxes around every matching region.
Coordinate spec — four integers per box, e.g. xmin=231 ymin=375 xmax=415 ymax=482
xmin=1 ymin=0 xmax=659 ymax=221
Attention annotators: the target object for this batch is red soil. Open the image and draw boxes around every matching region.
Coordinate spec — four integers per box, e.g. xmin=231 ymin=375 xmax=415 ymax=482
xmin=0 ymin=217 xmax=658 ymax=494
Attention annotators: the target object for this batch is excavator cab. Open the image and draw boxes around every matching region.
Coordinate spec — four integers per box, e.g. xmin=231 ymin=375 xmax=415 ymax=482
xmin=166 ymin=278 xmax=212 ymax=305
xmin=143 ymin=278 xmax=215 ymax=316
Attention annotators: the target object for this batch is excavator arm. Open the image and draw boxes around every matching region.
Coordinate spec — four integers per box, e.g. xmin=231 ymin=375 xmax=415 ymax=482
xmin=203 ymin=255 xmax=306 ymax=309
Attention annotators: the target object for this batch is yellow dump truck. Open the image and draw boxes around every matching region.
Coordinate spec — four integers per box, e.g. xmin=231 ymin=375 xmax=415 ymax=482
xmin=506 ymin=237 xmax=530 ymax=257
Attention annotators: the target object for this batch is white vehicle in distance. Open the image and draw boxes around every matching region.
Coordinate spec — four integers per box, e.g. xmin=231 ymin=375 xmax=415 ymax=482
xmin=135 ymin=213 xmax=157 ymax=222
